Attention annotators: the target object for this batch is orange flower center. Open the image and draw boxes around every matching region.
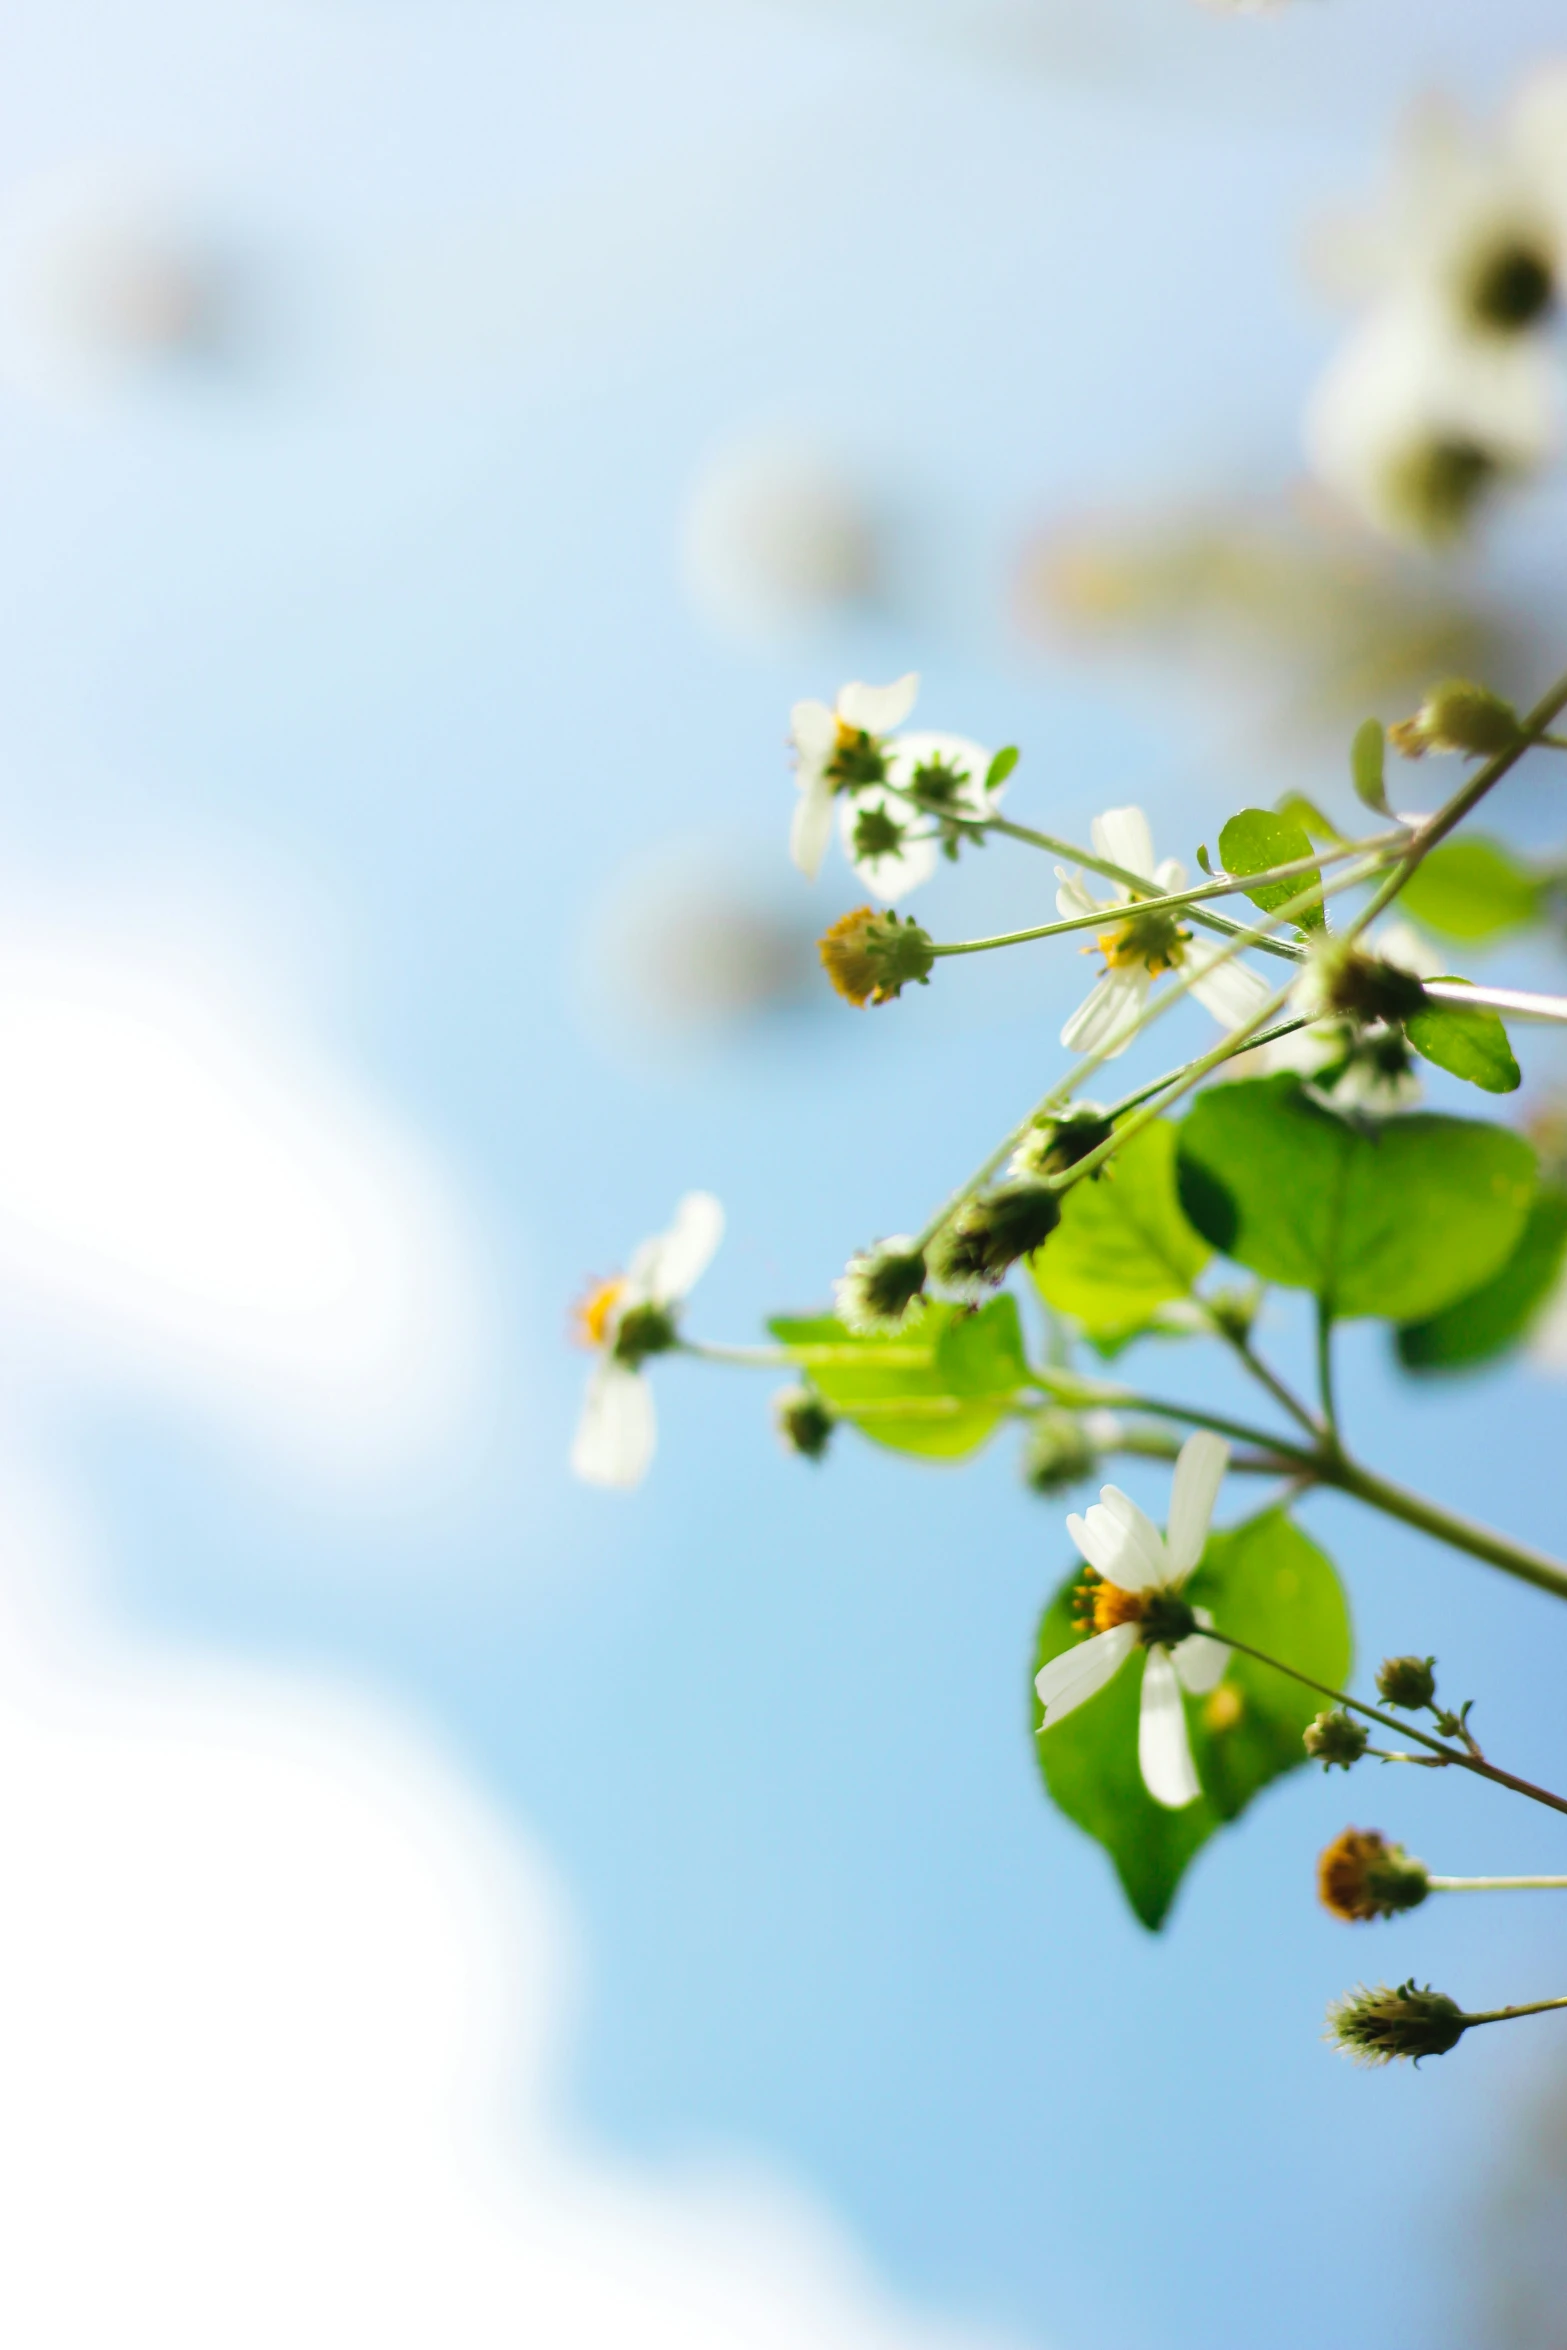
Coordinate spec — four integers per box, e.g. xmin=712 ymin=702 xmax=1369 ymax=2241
xmin=575 ymin=1276 xmax=625 ymax=1350
xmin=1073 ymin=1569 xmax=1146 ymax=1636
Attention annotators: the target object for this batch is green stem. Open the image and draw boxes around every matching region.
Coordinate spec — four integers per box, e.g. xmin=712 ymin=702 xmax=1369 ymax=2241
xmin=1463 ymin=1996 xmax=1567 ymax=2028
xmin=1429 ymin=1876 xmax=1567 ymax=1892
xmin=1225 ymin=1330 xmax=1324 ymax=1442
xmin=1316 ymin=1300 xmax=1340 ymax=1447
xmin=1321 ymin=1452 xmax=1567 ymax=1604
xmin=1204 ymin=1628 xmax=1567 ymax=1818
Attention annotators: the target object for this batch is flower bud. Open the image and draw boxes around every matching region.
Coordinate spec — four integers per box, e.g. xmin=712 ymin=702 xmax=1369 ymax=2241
xmin=1021 ymin=1410 xmax=1100 ymax=1496
xmin=928 ymin=1179 xmax=1061 ymax=1291
xmin=773 ymin=1385 xmax=834 ymax=1461
xmin=612 ymin=1301 xmax=680 ymax=1369
xmin=1326 ymin=1979 xmax=1468 ymax=2065
xmin=1010 ymin=1105 xmax=1114 ymax=1179
xmin=819 ymin=906 xmax=935 ymax=1006
xmin=1317 ymin=1828 xmax=1431 ymax=1922
xmin=835 ymin=1237 xmax=928 ymax=1333
xmin=1388 ymin=679 xmax=1522 ymax=760
xmin=1376 ymin=1654 xmax=1437 ymax=1710
xmin=1303 ymin=1709 xmax=1368 ymax=1770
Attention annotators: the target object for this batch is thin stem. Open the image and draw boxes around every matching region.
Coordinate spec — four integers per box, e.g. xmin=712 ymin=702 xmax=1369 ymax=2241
xmin=1036 ymin=1369 xmax=1322 ymax=1468
xmin=1315 ymin=1301 xmax=1340 ymax=1447
xmin=1422 ymin=980 xmax=1567 ymax=1027
xmin=1428 ymin=1876 xmax=1567 ymax=1892
xmin=924 ymin=840 xmax=1401 ymax=961
xmin=1321 ymin=1451 xmax=1567 ymax=1604
xmin=1204 ymin=1627 xmax=1567 ymax=1819
xmin=1464 ymin=1996 xmax=1567 ymax=2029
xmin=1101 ymin=1019 xmax=1309 ymax=1122
xmin=1222 ymin=1328 xmax=1324 ymax=1442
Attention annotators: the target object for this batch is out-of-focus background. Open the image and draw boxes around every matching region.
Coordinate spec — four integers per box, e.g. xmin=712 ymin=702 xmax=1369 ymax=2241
xmin=3 ymin=2 xmax=1567 ymax=2344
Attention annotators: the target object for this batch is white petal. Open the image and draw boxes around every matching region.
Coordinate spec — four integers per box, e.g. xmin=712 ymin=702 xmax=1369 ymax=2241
xmin=1055 ymin=870 xmax=1101 ymax=922
xmin=1173 ymin=1615 xmax=1229 ymax=1697
xmin=1165 ymin=1431 xmax=1229 ymax=1578
xmin=1091 ymin=806 xmax=1156 ymax=882
xmin=1374 ymin=918 xmax=1442 ymax=979
xmin=635 ymin=1191 xmax=725 ymax=1304
xmin=1034 ymin=1623 xmax=1138 ymax=1725
xmin=839 ymin=785 xmax=940 ymax=903
xmin=790 ymin=699 xmax=837 ymax=767
xmin=790 ymin=777 xmax=835 ymax=879
xmin=1066 ymin=1491 xmax=1165 ymax=1590
xmin=570 ymin=1362 xmax=656 ymax=1489
xmin=1139 ymin=1649 xmax=1202 ymax=1809
xmin=1095 ymin=1485 xmax=1171 ymax=1587
xmin=1154 ymin=857 xmax=1186 ymax=893
xmin=838 ymin=673 xmax=918 ymax=734
xmin=1060 ymin=967 xmax=1148 ymax=1059
xmin=1187 ymin=944 xmax=1274 ymax=1034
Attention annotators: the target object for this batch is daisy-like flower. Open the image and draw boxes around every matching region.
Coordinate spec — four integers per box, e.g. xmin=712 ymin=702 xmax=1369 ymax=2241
xmin=1257 ymin=918 xmax=1441 ymax=1111
xmin=570 ymin=1192 xmax=723 ymax=1490
xmin=1034 ymin=1431 xmax=1231 ymax=1810
xmin=788 ymin=675 xmax=918 ymax=883
xmin=839 ymin=729 xmax=1000 ymax=902
xmin=1056 ymin=807 xmax=1272 ymax=1059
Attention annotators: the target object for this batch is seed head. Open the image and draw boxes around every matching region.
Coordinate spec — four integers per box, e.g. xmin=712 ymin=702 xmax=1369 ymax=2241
xmin=1376 ymin=1655 xmax=1437 ymax=1711
xmin=1021 ymin=1411 xmax=1100 ymax=1496
xmin=1388 ymin=679 xmax=1522 ymax=761
xmin=773 ymin=1385 xmax=834 ymax=1461
xmin=928 ymin=1180 xmax=1061 ymax=1291
xmin=1317 ymin=1828 xmax=1431 ymax=1923
xmin=819 ymin=906 xmax=935 ymax=1007
xmin=1302 ymin=940 xmax=1428 ymax=1029
xmin=1010 ymin=1105 xmax=1114 ymax=1180
xmin=1304 ymin=1709 xmax=1369 ymax=1771
xmin=1326 ymin=1979 xmax=1468 ymax=2065
xmin=835 ymin=1238 xmax=928 ymax=1334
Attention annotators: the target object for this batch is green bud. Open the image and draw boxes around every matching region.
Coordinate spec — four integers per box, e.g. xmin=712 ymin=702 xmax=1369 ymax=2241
xmin=1011 ymin=1105 xmax=1114 ymax=1180
xmin=1021 ymin=1410 xmax=1100 ymax=1496
xmin=612 ymin=1301 xmax=679 ymax=1368
xmin=1326 ymin=1979 xmax=1468 ymax=2065
xmin=1205 ymin=1286 xmax=1260 ymax=1344
xmin=1304 ymin=1709 xmax=1369 ymax=1770
xmin=928 ymin=1179 xmax=1061 ymax=1291
xmin=1376 ymin=1654 xmax=1437 ymax=1711
xmin=1388 ymin=679 xmax=1523 ymax=761
xmin=835 ymin=1238 xmax=928 ymax=1333
xmin=1309 ymin=941 xmax=1428 ymax=1028
xmin=773 ymin=1386 xmax=834 ymax=1461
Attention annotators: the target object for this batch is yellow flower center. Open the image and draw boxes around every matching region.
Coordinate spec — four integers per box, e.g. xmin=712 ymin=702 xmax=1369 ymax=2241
xmin=1095 ymin=906 xmax=1189 ymax=979
xmin=1073 ymin=1570 xmax=1146 ymax=1635
xmin=575 ymin=1276 xmax=625 ymax=1350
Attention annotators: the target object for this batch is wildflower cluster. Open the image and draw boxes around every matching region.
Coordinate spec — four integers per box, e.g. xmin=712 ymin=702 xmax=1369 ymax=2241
xmin=569 ymin=641 xmax=1567 ymax=2067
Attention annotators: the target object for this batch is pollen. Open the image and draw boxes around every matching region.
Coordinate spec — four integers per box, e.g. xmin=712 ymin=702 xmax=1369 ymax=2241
xmin=820 ymin=906 xmax=884 ymax=1006
xmin=574 ymin=1276 xmax=625 ymax=1350
xmin=1073 ymin=1569 xmax=1145 ymax=1636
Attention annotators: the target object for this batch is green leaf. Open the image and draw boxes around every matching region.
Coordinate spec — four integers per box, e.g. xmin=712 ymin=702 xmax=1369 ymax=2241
xmin=1405 ymin=984 xmax=1520 ymax=1094
xmin=1398 ymin=837 xmax=1541 ymax=944
xmin=1351 ymin=717 xmax=1390 ymax=815
xmin=1032 ymin=1508 xmax=1351 ymax=1929
xmin=1032 ymin=1121 xmax=1210 ymax=1342
xmin=768 ymin=1298 xmax=1022 ymax=1460
xmin=1218 ymin=808 xmax=1325 ymax=932
xmin=1176 ymin=1074 xmax=1535 ymax=1321
xmin=1397 ymin=1184 xmax=1567 ymax=1371
xmin=985 ymin=745 xmax=1020 ymax=792
xmin=1275 ymin=792 xmax=1348 ymax=848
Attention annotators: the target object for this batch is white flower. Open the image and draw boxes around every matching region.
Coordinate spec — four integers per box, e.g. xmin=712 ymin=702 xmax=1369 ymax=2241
xmin=788 ymin=674 xmax=918 ymax=882
xmin=570 ymin=1192 xmax=723 ymax=1490
xmin=838 ymin=730 xmax=998 ymax=904
xmin=1305 ymin=297 xmax=1556 ymax=544
xmin=1234 ymin=918 xmax=1442 ymax=1108
xmin=1055 ymin=806 xmax=1272 ymax=1060
xmin=1034 ymin=1432 xmax=1231 ymax=1810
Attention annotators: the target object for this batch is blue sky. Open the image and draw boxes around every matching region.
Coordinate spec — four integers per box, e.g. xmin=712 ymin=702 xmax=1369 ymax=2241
xmin=1 ymin=3 xmax=1566 ymax=2345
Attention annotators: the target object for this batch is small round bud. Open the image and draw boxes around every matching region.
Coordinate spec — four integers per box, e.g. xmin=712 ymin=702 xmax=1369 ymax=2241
xmin=1317 ymin=1828 xmax=1431 ymax=1922
xmin=1205 ymin=1286 xmax=1259 ymax=1344
xmin=1326 ymin=1979 xmax=1468 ymax=2065
xmin=1388 ymin=679 xmax=1522 ymax=761
xmin=1303 ymin=1709 xmax=1369 ymax=1770
xmin=1376 ymin=1654 xmax=1437 ymax=1711
xmin=1021 ymin=1410 xmax=1100 ymax=1496
xmin=928 ymin=1179 xmax=1061 ymax=1291
xmin=774 ymin=1385 xmax=833 ymax=1461
xmin=835 ymin=1237 xmax=928 ymax=1333
xmin=1010 ymin=1105 xmax=1114 ymax=1180
xmin=612 ymin=1301 xmax=679 ymax=1369
xmin=818 ymin=906 xmax=935 ymax=1007
xmin=1300 ymin=941 xmax=1428 ymax=1029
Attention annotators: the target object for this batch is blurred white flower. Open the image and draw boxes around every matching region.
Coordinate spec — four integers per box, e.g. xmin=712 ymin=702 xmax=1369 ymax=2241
xmin=571 ymin=1193 xmax=723 ymax=1490
xmin=1305 ymin=298 xmax=1557 ymax=544
xmin=1056 ymin=806 xmax=1271 ymax=1059
xmin=1034 ymin=1432 xmax=1231 ymax=1810
xmin=788 ymin=674 xmax=918 ymax=881
xmin=680 ymin=433 xmax=879 ymax=644
xmin=1243 ymin=918 xmax=1440 ymax=1108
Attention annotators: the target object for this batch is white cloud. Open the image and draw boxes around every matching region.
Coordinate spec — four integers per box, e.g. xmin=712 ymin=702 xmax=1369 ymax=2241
xmin=0 ymin=901 xmax=489 ymax=1492
xmin=0 ymin=1458 xmax=1026 ymax=2350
